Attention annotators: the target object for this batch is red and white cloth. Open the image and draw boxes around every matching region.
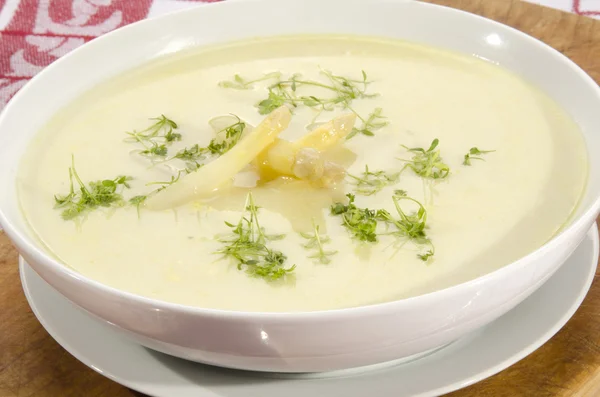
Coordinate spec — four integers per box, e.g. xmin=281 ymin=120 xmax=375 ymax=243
xmin=529 ymin=0 xmax=600 ymax=17
xmin=0 ymin=0 xmax=596 ymax=110
xmin=0 ymin=0 xmax=217 ymax=108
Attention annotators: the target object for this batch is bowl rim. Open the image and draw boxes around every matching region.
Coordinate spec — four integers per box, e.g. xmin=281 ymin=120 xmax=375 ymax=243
xmin=1 ymin=0 xmax=599 ymax=319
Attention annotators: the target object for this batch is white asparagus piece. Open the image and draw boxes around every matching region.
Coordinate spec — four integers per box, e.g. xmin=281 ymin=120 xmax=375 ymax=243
xmin=145 ymin=106 xmax=292 ymax=210
xmin=294 ymin=112 xmax=357 ymax=152
xmin=208 ymin=114 xmax=254 ymax=137
xmin=257 ymin=113 xmax=356 ymax=184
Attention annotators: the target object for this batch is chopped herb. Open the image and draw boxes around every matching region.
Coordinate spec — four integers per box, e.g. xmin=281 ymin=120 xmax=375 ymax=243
xmin=330 ymin=190 xmax=434 ymax=260
xmin=347 ymin=165 xmax=400 ymax=196
xmin=377 ymin=190 xmax=434 ymax=261
xmin=257 ymin=90 xmax=291 ymax=115
xmin=347 ymin=107 xmax=388 ymax=140
xmin=218 ymin=72 xmax=282 ymax=90
xmin=173 ymin=144 xmax=206 ymax=171
xmin=221 ymin=69 xmax=377 ymax=115
xmin=261 ymin=69 xmax=376 ymax=114
xmin=215 ymin=193 xmax=295 ymax=281
xmin=300 ymin=219 xmax=338 ymax=264
xmin=400 ymin=139 xmax=450 ymax=179
xmin=183 ymin=161 xmax=204 ymax=174
xmin=170 ymin=115 xmax=247 ymax=169
xmin=128 ymin=195 xmax=147 ymax=217
xmin=330 ymin=193 xmax=379 ymax=242
xmin=124 ymin=115 xmax=181 ymax=159
xmin=129 ymin=111 xmax=242 ymax=216
xmin=141 ymin=144 xmax=168 ymax=158
xmin=146 ymin=170 xmax=184 ymax=191
xmin=463 ymin=147 xmax=495 ymax=166
xmin=128 ymin=171 xmax=185 ymax=215
xmin=54 ymin=155 xmax=132 ymax=220
xmin=206 ymin=115 xmax=246 ymax=155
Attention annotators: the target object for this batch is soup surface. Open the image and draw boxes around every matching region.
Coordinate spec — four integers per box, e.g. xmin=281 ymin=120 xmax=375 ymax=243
xmin=18 ymin=36 xmax=587 ymax=312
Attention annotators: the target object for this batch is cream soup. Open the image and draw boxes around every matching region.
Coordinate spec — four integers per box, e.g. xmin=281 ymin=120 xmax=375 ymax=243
xmin=17 ymin=36 xmax=587 ymax=312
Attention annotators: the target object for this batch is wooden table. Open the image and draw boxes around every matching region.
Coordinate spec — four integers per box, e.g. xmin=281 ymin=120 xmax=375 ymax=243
xmin=1 ymin=0 xmax=599 ymax=395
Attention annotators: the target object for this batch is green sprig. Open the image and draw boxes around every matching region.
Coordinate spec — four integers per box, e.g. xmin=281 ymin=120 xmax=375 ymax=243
xmin=377 ymin=190 xmax=434 ymax=261
xmin=218 ymin=72 xmax=282 ymax=90
xmin=463 ymin=147 xmax=495 ymax=166
xmin=215 ymin=193 xmax=295 ymax=281
xmin=221 ymin=69 xmax=378 ymax=116
xmin=347 ymin=165 xmax=400 ymax=196
xmin=171 ymin=115 xmax=247 ymax=170
xmin=400 ymin=139 xmax=450 ymax=179
xmin=330 ymin=193 xmax=378 ymax=242
xmin=128 ymin=171 xmax=185 ymax=215
xmin=124 ymin=115 xmax=181 ymax=159
xmin=300 ymin=219 xmax=338 ymax=264
xmin=347 ymin=107 xmax=388 ymax=140
xmin=54 ymin=156 xmax=132 ymax=220
xmin=330 ymin=191 xmax=435 ymax=260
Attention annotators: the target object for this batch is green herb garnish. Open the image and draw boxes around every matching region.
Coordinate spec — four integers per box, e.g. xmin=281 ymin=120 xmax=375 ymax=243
xmin=206 ymin=115 xmax=246 ymax=155
xmin=172 ymin=144 xmax=205 ymax=171
xmin=347 ymin=107 xmax=388 ymax=140
xmin=300 ymin=219 xmax=337 ymax=264
xmin=54 ymin=156 xmax=132 ymax=220
xmin=124 ymin=115 xmax=180 ymax=159
xmin=146 ymin=171 xmax=183 ymax=190
xmin=400 ymin=139 xmax=450 ymax=179
xmin=128 ymin=171 xmax=185 ymax=215
xmin=331 ymin=191 xmax=434 ymax=260
xmin=257 ymin=69 xmax=375 ymax=115
xmin=218 ymin=72 xmax=282 ymax=90
xmin=221 ymin=69 xmax=377 ymax=115
xmin=463 ymin=147 xmax=495 ymax=166
xmin=126 ymin=111 xmax=239 ymax=216
xmin=330 ymin=193 xmax=379 ymax=242
xmin=171 ymin=115 xmax=246 ymax=169
xmin=347 ymin=165 xmax=400 ymax=196
xmin=141 ymin=144 xmax=168 ymax=157
xmin=377 ymin=190 xmax=434 ymax=261
xmin=215 ymin=193 xmax=295 ymax=281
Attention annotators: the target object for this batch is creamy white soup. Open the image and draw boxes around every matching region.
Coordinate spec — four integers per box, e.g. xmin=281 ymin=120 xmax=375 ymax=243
xmin=17 ymin=35 xmax=587 ymax=312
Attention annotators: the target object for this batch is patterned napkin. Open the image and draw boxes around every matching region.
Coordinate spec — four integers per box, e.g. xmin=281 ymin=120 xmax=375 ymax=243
xmin=529 ymin=0 xmax=600 ymax=16
xmin=0 ymin=0 xmax=596 ymax=110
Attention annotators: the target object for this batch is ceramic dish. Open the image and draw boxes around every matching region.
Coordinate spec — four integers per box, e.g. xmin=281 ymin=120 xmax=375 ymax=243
xmin=19 ymin=224 xmax=599 ymax=396
xmin=0 ymin=0 xmax=599 ymax=373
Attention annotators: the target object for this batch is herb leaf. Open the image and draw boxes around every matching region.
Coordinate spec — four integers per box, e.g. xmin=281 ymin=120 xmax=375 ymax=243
xmin=347 ymin=108 xmax=388 ymax=140
xmin=377 ymin=190 xmax=435 ymax=261
xmin=300 ymin=219 xmax=337 ymax=264
xmin=206 ymin=115 xmax=246 ymax=156
xmin=54 ymin=156 xmax=132 ymax=220
xmin=171 ymin=115 xmax=247 ymax=170
xmin=221 ymin=69 xmax=378 ymax=116
xmin=128 ymin=171 xmax=186 ymax=215
xmin=347 ymin=165 xmax=400 ymax=196
xmin=126 ymin=115 xmax=245 ymax=216
xmin=330 ymin=193 xmax=378 ymax=242
xmin=463 ymin=147 xmax=495 ymax=166
xmin=215 ymin=193 xmax=295 ymax=281
xmin=400 ymin=138 xmax=450 ymax=179
xmin=172 ymin=144 xmax=206 ymax=171
xmin=330 ymin=190 xmax=435 ymax=260
xmin=124 ymin=115 xmax=181 ymax=159
xmin=218 ymin=72 xmax=282 ymax=90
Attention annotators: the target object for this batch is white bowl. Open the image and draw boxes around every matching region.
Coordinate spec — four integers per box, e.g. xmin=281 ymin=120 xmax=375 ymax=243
xmin=0 ymin=0 xmax=599 ymax=373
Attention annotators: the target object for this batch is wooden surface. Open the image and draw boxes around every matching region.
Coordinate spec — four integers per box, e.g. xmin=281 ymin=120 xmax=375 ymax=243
xmin=1 ymin=0 xmax=600 ymax=396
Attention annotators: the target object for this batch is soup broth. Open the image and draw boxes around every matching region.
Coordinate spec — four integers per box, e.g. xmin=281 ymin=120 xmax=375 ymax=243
xmin=17 ymin=35 xmax=588 ymax=312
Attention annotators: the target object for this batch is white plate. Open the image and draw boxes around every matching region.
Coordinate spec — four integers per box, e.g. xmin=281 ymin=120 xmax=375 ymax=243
xmin=20 ymin=224 xmax=599 ymax=397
